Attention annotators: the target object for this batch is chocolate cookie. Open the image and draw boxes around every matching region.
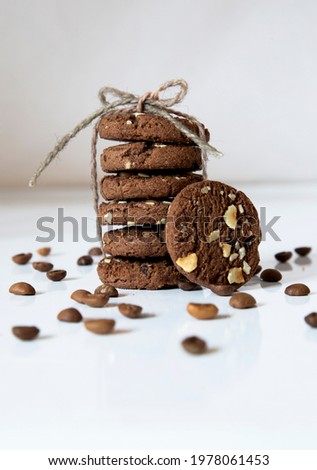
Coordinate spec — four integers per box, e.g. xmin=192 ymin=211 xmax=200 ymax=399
xmin=97 ymin=257 xmax=179 ymax=290
xmin=99 ymin=199 xmax=170 ymax=225
xmin=100 ymin=142 xmax=202 ymax=172
xmin=103 ymin=227 xmax=167 ymax=258
xmin=100 ymin=172 xmax=203 ymax=200
xmin=166 ymin=180 xmax=261 ymax=289
xmin=98 ymin=112 xmax=210 ymax=144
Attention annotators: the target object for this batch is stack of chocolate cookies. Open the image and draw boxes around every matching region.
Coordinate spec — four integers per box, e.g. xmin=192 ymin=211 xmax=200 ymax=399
xmin=97 ymin=112 xmax=210 ymax=289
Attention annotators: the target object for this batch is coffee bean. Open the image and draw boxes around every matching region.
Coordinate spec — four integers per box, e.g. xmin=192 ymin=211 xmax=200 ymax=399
xmin=83 ymin=293 xmax=109 ymax=308
xmin=9 ymin=282 xmax=36 ymax=296
xmin=285 ymin=283 xmax=310 ymax=296
xmin=118 ymin=303 xmax=143 ymax=318
xmin=94 ymin=285 xmax=119 ymax=297
xmin=182 ymin=336 xmax=207 ymax=355
xmin=46 ymin=269 xmax=67 ymax=281
xmin=57 ymin=308 xmax=82 ymax=323
xmin=12 ymin=253 xmax=32 ymax=265
xmin=304 ymin=312 xmax=317 ymax=328
xmin=77 ymin=255 xmax=93 ymax=266
xmin=275 ymin=251 xmax=292 ymax=263
xmin=187 ymin=302 xmax=218 ymax=320
xmin=12 ymin=326 xmax=39 ymax=340
xmin=84 ymin=319 xmax=115 ymax=334
xmin=88 ymin=247 xmax=103 ymax=256
xmin=71 ymin=289 xmax=91 ymax=304
xmin=178 ymin=279 xmax=202 ymax=291
xmin=37 ymin=247 xmax=51 ymax=256
xmin=210 ymin=284 xmax=235 ymax=296
xmin=254 ymin=265 xmax=262 ymax=275
xmin=32 ymin=261 xmax=53 ymax=272
xmin=260 ymin=268 xmax=282 ymax=282
xmin=229 ymin=292 xmax=256 ymax=309
xmin=295 ymin=247 xmax=311 ymax=257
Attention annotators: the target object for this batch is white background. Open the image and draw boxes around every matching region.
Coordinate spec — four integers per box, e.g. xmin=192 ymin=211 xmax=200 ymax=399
xmin=1 ymin=0 xmax=317 ymax=188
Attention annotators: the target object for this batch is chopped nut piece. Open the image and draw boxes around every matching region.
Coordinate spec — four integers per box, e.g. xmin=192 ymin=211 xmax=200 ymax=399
xmin=145 ymin=201 xmax=156 ymax=206
xmin=239 ymin=247 xmax=246 ymax=259
xmin=201 ymin=186 xmax=211 ymax=194
xmin=228 ymin=193 xmax=236 ymax=201
xmin=206 ymin=229 xmax=220 ymax=243
xmin=229 ymin=253 xmax=238 ymax=262
xmin=176 ymin=253 xmax=198 ymax=273
xmin=235 ymin=241 xmax=240 ymax=250
xmin=227 ymin=267 xmax=245 ymax=284
xmin=220 ymin=190 xmax=224 ymax=195
xmin=126 ymin=120 xmax=133 ymax=125
xmin=238 ymin=204 xmax=244 ymax=214
xmin=104 ymin=212 xmax=112 ymax=224
xmin=221 ymin=243 xmax=231 ymax=258
xmin=224 ymin=205 xmax=237 ymax=229
xmin=124 ymin=161 xmax=132 ymax=169
xmin=242 ymin=261 xmax=251 ymax=275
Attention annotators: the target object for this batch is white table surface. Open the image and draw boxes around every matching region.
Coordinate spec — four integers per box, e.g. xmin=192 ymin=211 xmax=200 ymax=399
xmin=0 ymin=183 xmax=316 ymax=450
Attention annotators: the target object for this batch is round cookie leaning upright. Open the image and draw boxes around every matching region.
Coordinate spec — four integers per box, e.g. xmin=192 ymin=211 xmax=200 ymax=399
xmin=165 ymin=181 xmax=261 ymax=289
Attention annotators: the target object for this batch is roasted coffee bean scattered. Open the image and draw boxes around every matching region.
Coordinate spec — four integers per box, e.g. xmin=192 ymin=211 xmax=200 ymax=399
xmin=37 ymin=247 xmax=51 ymax=256
xmin=9 ymin=282 xmax=36 ymax=296
xmin=178 ymin=279 xmax=202 ymax=291
xmin=187 ymin=302 xmax=218 ymax=320
xmin=12 ymin=253 xmax=32 ymax=265
xmin=94 ymin=284 xmax=119 ymax=297
xmin=83 ymin=293 xmax=109 ymax=308
xmin=71 ymin=289 xmax=91 ymax=304
xmin=77 ymin=255 xmax=93 ymax=266
xmin=210 ymin=284 xmax=235 ymax=296
xmin=229 ymin=292 xmax=257 ymax=309
xmin=12 ymin=326 xmax=39 ymax=340
xmin=254 ymin=265 xmax=262 ymax=275
xmin=46 ymin=269 xmax=67 ymax=281
xmin=118 ymin=303 xmax=143 ymax=318
xmin=275 ymin=251 xmax=292 ymax=263
xmin=304 ymin=312 xmax=317 ymax=328
xmin=260 ymin=268 xmax=282 ymax=282
xmin=182 ymin=336 xmax=207 ymax=355
xmin=284 ymin=283 xmax=310 ymax=296
xmin=32 ymin=261 xmax=53 ymax=272
xmin=295 ymin=247 xmax=311 ymax=257
xmin=88 ymin=247 xmax=103 ymax=256
xmin=84 ymin=319 xmax=115 ymax=334
xmin=57 ymin=308 xmax=82 ymax=323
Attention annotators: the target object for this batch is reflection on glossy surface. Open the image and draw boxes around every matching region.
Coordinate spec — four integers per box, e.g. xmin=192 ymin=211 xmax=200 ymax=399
xmin=260 ymin=281 xmax=283 ymax=292
xmin=275 ymin=261 xmax=293 ymax=272
xmin=294 ymin=256 xmax=312 ymax=266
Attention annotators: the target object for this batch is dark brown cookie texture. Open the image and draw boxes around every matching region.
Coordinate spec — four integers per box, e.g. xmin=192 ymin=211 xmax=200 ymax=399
xmin=97 ymin=257 xmax=179 ymax=290
xmin=99 ymin=199 xmax=171 ymax=225
xmin=100 ymin=172 xmax=203 ymax=200
xmin=166 ymin=180 xmax=261 ymax=289
xmin=98 ymin=112 xmax=210 ymax=144
xmin=103 ymin=227 xmax=167 ymax=258
xmin=100 ymin=142 xmax=202 ymax=172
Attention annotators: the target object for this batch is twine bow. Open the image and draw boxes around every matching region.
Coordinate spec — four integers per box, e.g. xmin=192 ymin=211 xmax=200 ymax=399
xmin=28 ymin=79 xmax=223 ymax=241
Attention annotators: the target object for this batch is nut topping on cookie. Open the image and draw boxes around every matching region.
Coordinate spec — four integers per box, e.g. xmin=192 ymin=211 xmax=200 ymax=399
xmin=224 ymin=205 xmax=237 ymax=229
xmin=206 ymin=230 xmax=220 ymax=243
xmin=227 ymin=267 xmax=245 ymax=284
xmin=221 ymin=243 xmax=232 ymax=258
xmin=176 ymin=253 xmax=198 ymax=273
